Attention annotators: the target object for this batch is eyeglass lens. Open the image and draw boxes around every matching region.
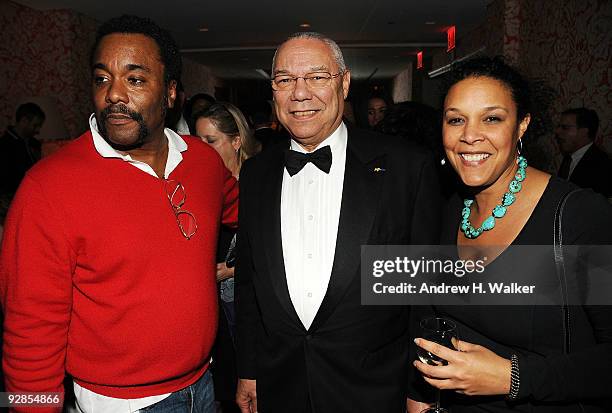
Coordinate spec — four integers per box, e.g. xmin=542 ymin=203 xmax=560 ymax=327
xmin=165 ymin=179 xmax=197 ymax=240
xmin=176 ymin=211 xmax=197 ymax=239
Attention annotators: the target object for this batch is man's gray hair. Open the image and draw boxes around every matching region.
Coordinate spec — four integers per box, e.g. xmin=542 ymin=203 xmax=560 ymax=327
xmin=272 ymin=32 xmax=347 ymax=74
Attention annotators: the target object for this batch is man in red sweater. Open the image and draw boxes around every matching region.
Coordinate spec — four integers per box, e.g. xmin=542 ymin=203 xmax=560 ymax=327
xmin=0 ymin=15 xmax=238 ymax=413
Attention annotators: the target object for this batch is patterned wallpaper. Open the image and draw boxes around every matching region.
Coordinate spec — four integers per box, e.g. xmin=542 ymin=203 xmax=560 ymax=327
xmin=519 ymin=0 xmax=612 ymax=154
xmin=0 ymin=1 xmax=98 ymax=139
xmin=392 ymin=66 xmax=412 ymax=103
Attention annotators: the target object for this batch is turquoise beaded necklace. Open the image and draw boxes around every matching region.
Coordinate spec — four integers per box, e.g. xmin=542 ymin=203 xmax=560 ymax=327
xmin=460 ymin=156 xmax=528 ymax=239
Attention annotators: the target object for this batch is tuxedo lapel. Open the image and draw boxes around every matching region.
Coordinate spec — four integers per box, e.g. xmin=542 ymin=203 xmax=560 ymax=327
xmin=309 ymin=132 xmax=384 ymax=332
xmin=259 ymin=148 xmax=304 ymax=329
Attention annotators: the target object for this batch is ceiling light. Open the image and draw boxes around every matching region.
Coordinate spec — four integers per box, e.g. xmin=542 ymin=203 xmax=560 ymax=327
xmin=299 ymin=23 xmax=311 ymax=28
xmin=198 ymin=27 xmax=209 ymax=32
xmin=425 ymin=21 xmax=436 ymax=25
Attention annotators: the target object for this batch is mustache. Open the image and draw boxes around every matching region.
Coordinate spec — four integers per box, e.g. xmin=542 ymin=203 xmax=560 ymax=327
xmin=101 ymin=105 xmax=144 ymax=122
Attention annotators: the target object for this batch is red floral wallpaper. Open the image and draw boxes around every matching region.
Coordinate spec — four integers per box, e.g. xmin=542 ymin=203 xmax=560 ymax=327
xmin=0 ymin=1 xmax=98 ymax=139
xmin=502 ymin=0 xmax=520 ymax=65
xmin=519 ymin=0 xmax=612 ymax=153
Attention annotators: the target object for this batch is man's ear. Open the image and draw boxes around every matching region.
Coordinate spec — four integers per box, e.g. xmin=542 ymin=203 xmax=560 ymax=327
xmin=342 ymin=70 xmax=351 ymax=100
xmin=167 ymin=80 xmax=177 ymax=109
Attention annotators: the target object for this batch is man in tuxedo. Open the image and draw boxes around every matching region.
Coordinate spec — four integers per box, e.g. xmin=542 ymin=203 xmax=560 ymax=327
xmin=246 ymin=99 xmax=289 ymax=150
xmin=235 ymin=32 xmax=441 ymax=413
xmin=556 ymin=107 xmax=612 ymax=196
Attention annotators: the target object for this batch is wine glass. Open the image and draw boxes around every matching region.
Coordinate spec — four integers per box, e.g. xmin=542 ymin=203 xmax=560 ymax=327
xmin=416 ymin=317 xmax=458 ymax=413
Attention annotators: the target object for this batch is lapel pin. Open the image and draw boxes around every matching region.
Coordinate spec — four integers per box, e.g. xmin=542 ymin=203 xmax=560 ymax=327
xmin=373 ymin=167 xmax=386 ymax=172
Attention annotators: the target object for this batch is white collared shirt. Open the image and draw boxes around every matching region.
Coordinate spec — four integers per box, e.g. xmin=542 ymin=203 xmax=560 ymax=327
xmin=88 ymin=113 xmax=187 ymax=179
xmin=280 ymin=122 xmax=347 ymax=330
xmin=568 ymin=142 xmax=593 ymax=178
xmin=73 ymin=114 xmax=188 ymax=413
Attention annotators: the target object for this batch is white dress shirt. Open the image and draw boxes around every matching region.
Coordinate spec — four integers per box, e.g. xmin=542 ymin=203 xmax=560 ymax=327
xmin=280 ymin=122 xmax=347 ymax=330
xmin=175 ymin=115 xmax=191 ymax=135
xmin=73 ymin=114 xmax=187 ymax=413
xmin=568 ymin=142 xmax=593 ymax=178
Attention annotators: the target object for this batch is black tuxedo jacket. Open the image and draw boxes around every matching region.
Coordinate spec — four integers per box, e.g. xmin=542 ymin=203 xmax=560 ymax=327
xmin=0 ymin=129 xmax=41 ymax=195
xmin=236 ymin=127 xmax=441 ymax=413
xmin=568 ymin=144 xmax=612 ymax=197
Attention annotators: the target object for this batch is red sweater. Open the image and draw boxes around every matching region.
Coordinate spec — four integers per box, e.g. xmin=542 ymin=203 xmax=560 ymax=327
xmin=0 ymin=132 xmax=238 ymax=411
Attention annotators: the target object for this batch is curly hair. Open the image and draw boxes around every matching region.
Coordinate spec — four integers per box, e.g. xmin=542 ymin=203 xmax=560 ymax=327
xmin=91 ymin=15 xmax=182 ymax=85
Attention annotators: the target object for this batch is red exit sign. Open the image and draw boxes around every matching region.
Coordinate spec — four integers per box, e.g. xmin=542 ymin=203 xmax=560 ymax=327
xmin=447 ymin=26 xmax=456 ymax=51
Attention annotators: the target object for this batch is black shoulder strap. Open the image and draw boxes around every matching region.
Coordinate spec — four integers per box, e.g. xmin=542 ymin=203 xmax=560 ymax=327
xmin=553 ymin=188 xmax=583 ymax=354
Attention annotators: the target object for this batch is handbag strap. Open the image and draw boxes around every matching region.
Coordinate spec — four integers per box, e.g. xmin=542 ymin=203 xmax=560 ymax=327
xmin=553 ymin=188 xmax=582 ymax=354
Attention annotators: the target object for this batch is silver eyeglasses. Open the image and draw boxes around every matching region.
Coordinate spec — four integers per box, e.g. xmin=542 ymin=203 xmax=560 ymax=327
xmin=165 ymin=179 xmax=198 ymax=240
xmin=271 ymin=71 xmax=343 ymax=91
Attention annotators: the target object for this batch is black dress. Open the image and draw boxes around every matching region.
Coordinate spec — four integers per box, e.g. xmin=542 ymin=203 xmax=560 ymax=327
xmin=211 ymin=226 xmax=239 ymax=409
xmin=411 ymin=177 xmax=612 ymax=413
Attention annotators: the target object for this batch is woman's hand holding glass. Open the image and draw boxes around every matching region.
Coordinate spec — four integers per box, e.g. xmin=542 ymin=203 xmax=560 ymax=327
xmin=414 ymin=337 xmax=512 ymax=396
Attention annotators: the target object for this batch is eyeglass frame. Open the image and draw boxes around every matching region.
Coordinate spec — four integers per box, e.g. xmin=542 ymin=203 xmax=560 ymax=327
xmin=270 ymin=71 xmax=344 ymax=91
xmin=165 ymin=180 xmax=198 ymax=240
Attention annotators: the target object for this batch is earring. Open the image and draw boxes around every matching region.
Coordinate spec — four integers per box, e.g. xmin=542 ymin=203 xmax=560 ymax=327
xmin=440 ymin=158 xmax=446 ymax=166
xmin=517 ymin=139 xmax=523 ymax=155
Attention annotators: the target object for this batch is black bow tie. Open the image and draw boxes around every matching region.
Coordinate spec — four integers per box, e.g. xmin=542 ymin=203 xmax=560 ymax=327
xmin=284 ymin=146 xmax=332 ymax=176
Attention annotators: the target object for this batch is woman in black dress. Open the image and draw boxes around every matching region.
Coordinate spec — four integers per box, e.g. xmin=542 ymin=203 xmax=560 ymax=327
xmin=408 ymin=57 xmax=612 ymax=412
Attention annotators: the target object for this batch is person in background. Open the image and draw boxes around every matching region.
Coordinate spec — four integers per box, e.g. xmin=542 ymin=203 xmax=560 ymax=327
xmin=366 ymin=91 xmax=391 ymax=128
xmin=184 ymin=93 xmax=216 ymax=134
xmin=555 ymin=107 xmax=612 ymax=197
xmin=0 ymin=15 xmax=238 ymax=413
xmin=342 ymin=97 xmax=356 ymax=125
xmin=195 ymin=102 xmax=259 ymax=178
xmin=165 ymin=80 xmax=190 ymax=134
xmin=0 ymin=102 xmax=45 ymax=196
xmin=408 ymin=56 xmax=612 ymax=413
xmin=194 ymin=102 xmax=259 ymax=413
xmin=244 ymin=99 xmax=288 ymax=150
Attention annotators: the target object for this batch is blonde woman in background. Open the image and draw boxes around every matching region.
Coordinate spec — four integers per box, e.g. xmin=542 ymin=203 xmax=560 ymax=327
xmin=196 ymin=102 xmax=259 ymax=179
xmin=195 ymin=102 xmax=260 ymax=413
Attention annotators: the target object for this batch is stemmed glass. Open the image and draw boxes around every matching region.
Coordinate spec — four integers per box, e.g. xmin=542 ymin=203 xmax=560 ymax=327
xmin=416 ymin=317 xmax=458 ymax=413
